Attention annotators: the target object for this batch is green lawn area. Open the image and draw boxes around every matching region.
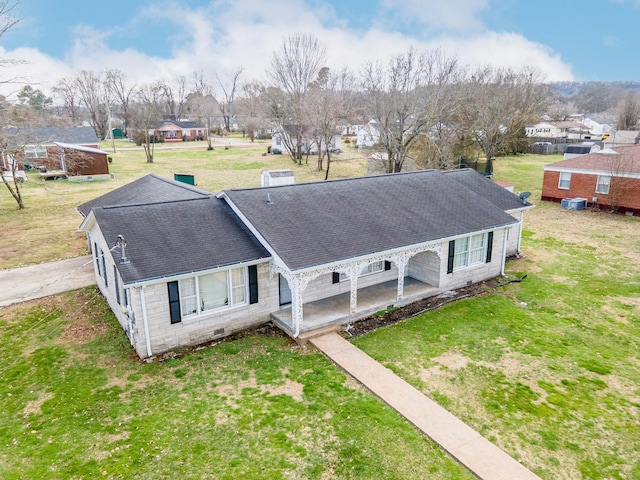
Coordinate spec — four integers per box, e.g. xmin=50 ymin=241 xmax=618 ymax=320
xmin=1 ymin=151 xmax=639 ymax=478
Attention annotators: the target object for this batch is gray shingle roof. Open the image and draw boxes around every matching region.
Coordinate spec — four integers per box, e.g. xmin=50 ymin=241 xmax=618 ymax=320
xmin=443 ymin=169 xmax=532 ymax=210
xmin=7 ymin=127 xmax=99 ymax=145
xmin=94 ymin=197 xmax=270 ymax=284
xmin=77 ymin=174 xmax=213 ymax=217
xmin=223 ymin=170 xmax=519 ymax=271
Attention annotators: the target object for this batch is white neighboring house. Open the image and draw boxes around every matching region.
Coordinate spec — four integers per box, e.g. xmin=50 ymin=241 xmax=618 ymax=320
xmin=271 ymin=131 xmax=341 ymax=155
xmin=526 ymin=121 xmax=586 ymax=139
xmin=356 ymin=120 xmax=380 ymax=148
xmin=78 ymin=170 xmax=532 ymax=359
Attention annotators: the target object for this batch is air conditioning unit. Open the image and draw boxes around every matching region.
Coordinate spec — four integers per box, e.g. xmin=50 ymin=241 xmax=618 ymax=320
xmin=568 ymin=198 xmax=587 ymax=210
xmin=561 ymin=198 xmax=587 ymax=210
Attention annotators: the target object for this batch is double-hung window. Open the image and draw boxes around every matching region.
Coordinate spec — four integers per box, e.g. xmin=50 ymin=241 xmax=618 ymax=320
xmin=172 ymin=267 xmax=249 ymax=321
xmin=595 ymin=175 xmax=610 ymax=194
xmin=449 ymin=232 xmax=490 ymax=272
xmin=558 ymin=172 xmax=571 ymax=189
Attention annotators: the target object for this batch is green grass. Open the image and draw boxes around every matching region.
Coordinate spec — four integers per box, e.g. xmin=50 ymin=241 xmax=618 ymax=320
xmin=2 ymin=151 xmax=640 ymax=478
xmin=0 ymin=289 xmax=474 ymax=480
xmin=349 ymin=154 xmax=640 ymax=479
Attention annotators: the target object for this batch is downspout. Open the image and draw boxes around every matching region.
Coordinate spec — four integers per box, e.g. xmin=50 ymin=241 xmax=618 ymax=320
xmin=501 ymin=228 xmax=509 ymax=276
xmin=139 ymin=285 xmax=152 ymax=358
xmin=517 ymin=211 xmax=524 ymax=254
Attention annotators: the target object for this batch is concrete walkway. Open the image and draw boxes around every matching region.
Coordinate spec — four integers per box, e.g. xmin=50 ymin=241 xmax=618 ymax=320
xmin=310 ymin=333 xmax=541 ymax=480
xmin=0 ymin=256 xmax=95 ymax=307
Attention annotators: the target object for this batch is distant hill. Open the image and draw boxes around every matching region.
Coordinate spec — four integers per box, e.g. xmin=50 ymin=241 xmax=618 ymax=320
xmin=551 ymin=81 xmax=640 ymax=97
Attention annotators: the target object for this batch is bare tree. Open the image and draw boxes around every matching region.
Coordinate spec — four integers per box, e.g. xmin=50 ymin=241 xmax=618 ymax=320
xmin=73 ymin=70 xmax=110 ymax=139
xmin=158 ymin=76 xmax=187 ymax=121
xmin=237 ymin=80 xmax=267 ymax=142
xmin=52 ymin=78 xmax=81 ymax=124
xmin=105 ymin=69 xmax=136 ymax=135
xmin=363 ymin=48 xmax=459 ymax=173
xmin=217 ymin=67 xmax=243 ymax=133
xmin=266 ymin=33 xmax=326 ymax=164
xmin=616 ymin=91 xmax=640 ymax=130
xmin=306 ymin=67 xmax=355 ymax=178
xmin=130 ymin=83 xmax=164 ymax=163
xmin=0 ymin=129 xmax=26 ymax=209
xmin=186 ymin=71 xmax=218 ymax=149
xmin=458 ymin=66 xmax=548 ymax=173
xmin=0 ymin=0 xmax=24 ymax=84
xmin=0 ymin=0 xmax=26 ymax=209
xmin=604 ymin=150 xmax=635 ymax=213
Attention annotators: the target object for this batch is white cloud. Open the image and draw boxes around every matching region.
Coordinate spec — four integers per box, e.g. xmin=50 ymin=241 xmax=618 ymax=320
xmin=0 ymin=0 xmax=575 ymax=100
xmin=380 ymin=0 xmax=490 ymax=32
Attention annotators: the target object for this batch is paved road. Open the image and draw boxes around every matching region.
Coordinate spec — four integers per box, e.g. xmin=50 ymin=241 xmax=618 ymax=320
xmin=311 ymin=333 xmax=542 ymax=480
xmin=0 ymin=256 xmax=95 ymax=307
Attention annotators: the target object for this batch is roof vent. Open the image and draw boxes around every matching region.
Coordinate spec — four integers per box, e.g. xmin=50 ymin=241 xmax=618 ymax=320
xmin=266 ymin=193 xmax=273 ymax=205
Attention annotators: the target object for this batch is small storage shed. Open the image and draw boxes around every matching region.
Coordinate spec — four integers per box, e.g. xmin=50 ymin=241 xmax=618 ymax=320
xmin=261 ymin=169 xmax=294 ymax=187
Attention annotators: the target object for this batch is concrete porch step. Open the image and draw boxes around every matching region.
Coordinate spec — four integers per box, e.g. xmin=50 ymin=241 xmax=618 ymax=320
xmin=275 ymin=322 xmax=343 ymax=345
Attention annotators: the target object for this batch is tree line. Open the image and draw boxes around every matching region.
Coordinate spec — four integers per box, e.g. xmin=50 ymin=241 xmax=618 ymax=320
xmin=2 ymin=0 xmax=640 ymax=210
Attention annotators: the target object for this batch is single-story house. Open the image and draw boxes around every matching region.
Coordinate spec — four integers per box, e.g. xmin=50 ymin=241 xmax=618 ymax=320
xmin=271 ymin=131 xmax=341 ymax=156
xmin=5 ymin=127 xmax=99 ymax=169
xmin=542 ymin=145 xmax=640 ymax=215
xmin=155 ymin=121 xmax=207 ymax=142
xmin=78 ymin=169 xmax=533 ymax=359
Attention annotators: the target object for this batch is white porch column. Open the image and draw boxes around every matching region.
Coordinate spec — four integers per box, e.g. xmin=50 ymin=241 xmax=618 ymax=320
xmin=348 ymin=266 xmax=359 ymax=314
xmin=395 ymin=255 xmax=407 ymax=301
xmin=290 ymin=277 xmax=304 ymax=337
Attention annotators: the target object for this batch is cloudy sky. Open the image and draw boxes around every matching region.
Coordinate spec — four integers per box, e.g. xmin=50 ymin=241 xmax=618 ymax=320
xmin=0 ymin=0 xmax=638 ymax=99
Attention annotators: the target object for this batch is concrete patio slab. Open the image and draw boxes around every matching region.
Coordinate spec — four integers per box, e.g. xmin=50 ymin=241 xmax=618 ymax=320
xmin=310 ymin=333 xmax=541 ymax=480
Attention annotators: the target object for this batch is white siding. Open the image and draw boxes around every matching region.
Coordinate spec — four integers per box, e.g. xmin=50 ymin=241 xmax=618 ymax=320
xmin=133 ymin=262 xmax=278 ymax=357
xmin=439 ymin=229 xmax=506 ymax=291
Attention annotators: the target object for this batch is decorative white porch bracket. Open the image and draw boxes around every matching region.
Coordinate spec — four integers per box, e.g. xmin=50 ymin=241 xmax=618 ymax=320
xmin=270 ymin=241 xmax=441 ymax=337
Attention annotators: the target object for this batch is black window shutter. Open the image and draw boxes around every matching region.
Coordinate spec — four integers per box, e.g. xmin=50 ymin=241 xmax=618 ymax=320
xmin=332 ymin=272 xmax=340 ymax=284
xmin=248 ymin=265 xmax=259 ymax=304
xmin=447 ymin=240 xmax=455 ymax=274
xmin=114 ymin=266 xmax=120 ymax=305
xmin=486 ymin=231 xmax=494 ymax=263
xmin=94 ymin=242 xmax=100 ymax=272
xmin=102 ymin=253 xmax=108 ymax=287
xmin=168 ymin=281 xmax=181 ymax=324
xmin=384 ymin=261 xmax=391 ymax=271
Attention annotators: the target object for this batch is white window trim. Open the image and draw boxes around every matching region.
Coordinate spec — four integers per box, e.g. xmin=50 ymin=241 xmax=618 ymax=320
xmin=24 ymin=145 xmax=48 ymax=159
xmin=558 ymin=172 xmax=571 ymax=190
xmin=595 ymin=175 xmax=611 ymax=194
xmin=453 ymin=233 xmax=487 ymax=272
xmin=179 ymin=267 xmax=248 ymax=321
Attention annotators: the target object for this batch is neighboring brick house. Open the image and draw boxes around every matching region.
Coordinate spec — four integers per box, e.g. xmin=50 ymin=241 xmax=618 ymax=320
xmin=155 ymin=120 xmax=207 ymax=142
xmin=542 ymin=145 xmax=640 ymax=215
xmin=2 ymin=127 xmax=109 ymax=180
xmin=78 ymin=170 xmax=532 ymax=359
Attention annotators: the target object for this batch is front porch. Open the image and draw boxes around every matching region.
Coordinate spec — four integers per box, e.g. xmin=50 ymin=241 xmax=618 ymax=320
xmin=272 ymin=277 xmax=438 ymax=337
